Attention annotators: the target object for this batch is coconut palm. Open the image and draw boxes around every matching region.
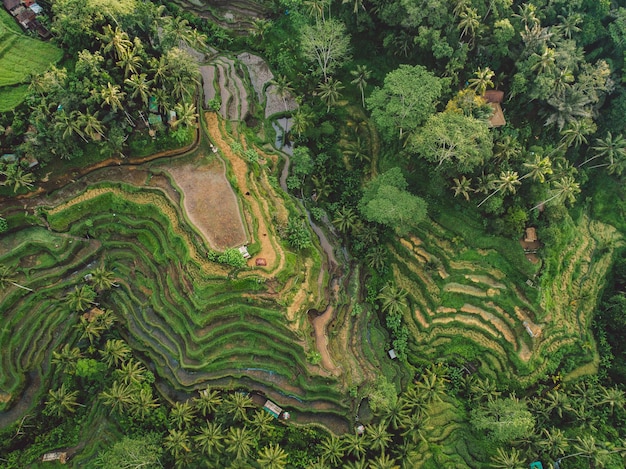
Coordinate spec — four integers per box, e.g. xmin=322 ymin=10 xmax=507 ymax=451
xmin=490 ymin=447 xmax=525 ymax=469
xmin=65 ymin=285 xmax=97 ymax=312
xmin=469 ymin=376 xmax=501 ymax=402
xmin=320 ymin=434 xmax=345 ymax=466
xmin=100 ymin=380 xmax=133 ymax=414
xmin=538 ymin=427 xmax=568 ymax=460
xmin=530 ymin=47 xmax=556 ymax=74
xmin=291 ymin=107 xmax=314 ymax=137
xmin=559 ymin=119 xmax=594 ymax=149
xmin=0 ymin=264 xmax=33 ymax=292
xmin=45 ymin=384 xmax=82 ymax=418
xmin=342 ymin=136 xmax=370 ymax=165
xmin=303 ymin=0 xmax=330 ymax=21
xmin=100 ymin=25 xmax=132 ymax=60
xmin=223 ymin=392 xmax=254 ymax=423
xmin=475 ymin=173 xmax=498 ymax=195
xmin=172 ymin=102 xmax=198 ymax=130
xmin=556 ymin=13 xmax=582 ymax=39
xmin=494 ymin=136 xmax=522 ymax=162
xmin=377 ymin=283 xmax=408 ymax=316
xmin=75 ymin=316 xmax=105 ymax=347
xmin=116 ymin=48 xmax=143 ymax=78
xmin=597 ymin=385 xmax=626 ymax=415
xmin=78 ymin=111 xmax=105 ymax=141
xmin=580 ymin=132 xmax=626 ymax=174
xmin=99 ymin=82 xmax=126 ymax=112
xmin=343 ymin=432 xmax=367 ymax=459
xmin=125 ymin=73 xmax=152 ymax=107
xmin=317 ymin=78 xmax=344 ymax=113
xmin=415 ymin=366 xmax=447 ymax=404
xmin=366 ymin=246 xmax=387 ymax=272
xmin=458 ymin=7 xmax=480 ymax=46
xmin=368 ymin=453 xmax=400 ymax=469
xmin=571 ymin=435 xmax=610 ymax=468
xmin=100 ymin=339 xmax=131 ymax=368
xmin=350 ymin=64 xmax=371 ymax=107
xmin=532 ymin=176 xmax=580 ymax=209
xmin=194 ymin=386 xmax=222 ymax=417
xmin=477 ymin=170 xmax=521 ymax=208
xmin=468 ymin=67 xmax=494 ymax=95
xmin=343 ymin=460 xmax=368 ymax=469
xmin=334 ymin=206 xmax=358 ymax=234
xmin=0 ymin=164 xmax=35 ymax=193
xmin=270 ymin=75 xmax=294 ymax=112
xmin=116 ymin=359 xmax=146 ymax=385
xmin=451 ymin=175 xmax=473 ymax=201
xmin=52 ymin=344 xmax=82 ymax=374
xmin=170 ymin=401 xmax=197 ymax=429
xmin=194 ymin=421 xmax=224 ymax=457
xmin=91 ymin=265 xmax=117 ymax=291
xmin=544 ymin=87 xmax=591 ymax=131
xmin=257 ymin=443 xmax=288 ymax=469
xmin=400 ymin=411 xmax=431 ymax=445
xmin=226 ymin=426 xmax=255 ymax=461
xmin=542 ymin=389 xmax=568 ymax=419
xmin=249 ymin=408 xmax=275 ymax=438
xmin=128 ymin=387 xmax=160 ymax=419
xmin=164 ymin=428 xmax=192 ymax=459
xmin=522 ymin=154 xmax=552 ymax=183
xmin=366 ymin=421 xmax=392 ymax=455
xmin=250 ymin=18 xmax=271 ymax=42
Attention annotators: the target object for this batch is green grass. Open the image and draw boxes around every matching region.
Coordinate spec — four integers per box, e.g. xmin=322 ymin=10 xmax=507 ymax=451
xmin=0 ymin=10 xmax=62 ymax=110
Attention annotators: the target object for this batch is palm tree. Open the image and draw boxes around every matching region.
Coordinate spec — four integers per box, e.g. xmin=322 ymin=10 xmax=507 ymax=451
xmin=257 ymin=443 xmax=288 ymax=469
xmin=468 ymin=67 xmax=494 ymax=95
xmin=469 ymin=376 xmax=500 ymax=402
xmin=317 ymin=78 xmax=344 ymax=113
xmin=530 ymin=47 xmax=556 ymax=74
xmin=571 ymin=435 xmax=610 ymax=468
xmin=116 ymin=359 xmax=146 ymax=385
xmin=597 ymin=386 xmax=625 ymax=415
xmin=544 ymin=87 xmax=591 ymax=131
xmin=172 ymin=102 xmax=198 ymax=129
xmin=366 ymin=421 xmax=392 ymax=455
xmin=478 ymin=170 xmax=521 ymax=208
xmin=559 ymin=119 xmax=594 ymax=149
xmin=556 ymin=13 xmax=582 ymax=39
xmin=343 ymin=459 xmax=368 ymax=469
xmin=368 ymin=453 xmax=400 ymax=469
xmin=78 ymin=111 xmax=105 ymax=141
xmin=451 ymin=175 xmax=473 ymax=201
xmin=377 ymin=283 xmax=408 ymax=316
xmin=249 ymin=408 xmax=275 ymax=438
xmin=494 ymin=136 xmax=522 ymax=162
xmin=164 ymin=428 xmax=192 ymax=459
xmin=458 ymin=7 xmax=480 ymax=47
xmin=99 ymin=339 xmax=131 ymax=368
xmin=542 ymin=389 xmax=568 ymax=419
xmin=194 ymin=421 xmax=224 ymax=457
xmin=415 ymin=366 xmax=447 ymax=404
xmin=52 ymin=344 xmax=82 ymax=374
xmin=0 ymin=264 xmax=33 ymax=292
xmin=250 ymin=18 xmax=271 ymax=42
xmin=303 ymin=0 xmax=330 ymax=21
xmin=291 ymin=107 xmax=314 ymax=137
xmin=99 ymin=82 xmax=126 ymax=112
xmin=400 ymin=411 xmax=431 ymax=445
xmin=320 ymin=434 xmax=345 ymax=466
xmin=100 ymin=25 xmax=132 ymax=60
xmin=100 ymin=380 xmax=133 ymax=414
xmin=350 ymin=65 xmax=371 ymax=107
xmin=270 ymin=75 xmax=294 ymax=112
xmin=75 ymin=316 xmax=105 ymax=346
xmin=343 ymin=432 xmax=367 ymax=459
xmin=91 ymin=265 xmax=117 ymax=291
xmin=222 ymin=392 xmax=254 ymax=423
xmin=66 ymin=285 xmax=97 ymax=312
xmin=580 ymin=132 xmax=626 ymax=172
xmin=128 ymin=387 xmax=160 ymax=419
xmin=342 ymin=136 xmax=370 ymax=165
xmin=0 ymin=164 xmax=35 ymax=193
xmin=532 ymin=176 xmax=580 ymax=209
xmin=538 ymin=427 xmax=569 ymax=460
xmin=366 ymin=246 xmax=387 ymax=272
xmin=170 ymin=401 xmax=197 ymax=429
xmin=521 ymin=154 xmax=552 ymax=183
xmin=163 ymin=16 xmax=196 ymax=47
xmin=194 ymin=386 xmax=222 ymax=417
xmin=334 ymin=206 xmax=358 ymax=234
xmin=490 ymin=447 xmax=525 ymax=469
xmin=125 ymin=73 xmax=152 ymax=107
xmin=225 ymin=426 xmax=255 ymax=461
xmin=116 ymin=49 xmax=143 ymax=78
xmin=342 ymin=0 xmax=365 ymax=18
xmin=45 ymin=384 xmax=82 ymax=418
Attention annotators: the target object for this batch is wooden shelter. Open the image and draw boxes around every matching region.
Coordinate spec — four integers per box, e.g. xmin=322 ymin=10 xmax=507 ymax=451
xmin=263 ymin=399 xmax=282 ymax=418
xmin=3 ymin=0 xmax=20 ymax=12
xmin=524 ymin=227 xmax=538 ymax=243
xmin=41 ymin=452 xmax=68 ymax=464
xmin=483 ymin=90 xmax=506 ymax=128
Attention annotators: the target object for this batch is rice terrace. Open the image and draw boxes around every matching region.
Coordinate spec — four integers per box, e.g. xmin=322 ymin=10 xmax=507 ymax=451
xmin=1 ymin=0 xmax=626 ymax=467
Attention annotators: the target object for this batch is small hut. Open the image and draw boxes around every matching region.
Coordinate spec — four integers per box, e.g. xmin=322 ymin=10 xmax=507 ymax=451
xmin=524 ymin=227 xmax=537 ymax=243
xmin=263 ymin=399 xmax=283 ymax=419
xmin=41 ymin=452 xmax=68 ymax=464
xmin=483 ymin=90 xmax=506 ymax=128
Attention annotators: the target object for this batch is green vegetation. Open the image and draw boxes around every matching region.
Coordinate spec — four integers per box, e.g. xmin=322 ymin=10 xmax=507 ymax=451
xmin=1 ymin=0 xmax=626 ymax=467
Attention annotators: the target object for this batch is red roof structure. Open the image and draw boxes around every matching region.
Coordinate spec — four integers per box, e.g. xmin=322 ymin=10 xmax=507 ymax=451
xmin=483 ymin=90 xmax=506 ymax=127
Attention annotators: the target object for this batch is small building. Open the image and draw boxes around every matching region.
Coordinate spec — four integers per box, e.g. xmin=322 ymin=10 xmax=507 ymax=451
xmin=16 ymin=7 xmax=36 ymax=29
xmin=263 ymin=399 xmax=282 ymax=419
xmin=29 ymin=3 xmax=42 ymax=14
xmin=148 ymin=96 xmax=158 ymax=113
xmin=238 ymin=246 xmax=251 ymax=259
xmin=529 ymin=462 xmax=543 ymax=469
xmin=1 ymin=154 xmax=17 ymax=163
xmin=168 ymin=110 xmax=177 ymax=126
xmin=41 ymin=451 xmax=68 ymax=464
xmin=524 ymin=227 xmax=538 ymax=243
xmin=3 ymin=0 xmax=20 ymax=12
xmin=484 ymin=90 xmax=506 ymax=128
xmin=388 ymin=349 xmax=397 ymax=360
xmin=255 ymin=258 xmax=267 ymax=266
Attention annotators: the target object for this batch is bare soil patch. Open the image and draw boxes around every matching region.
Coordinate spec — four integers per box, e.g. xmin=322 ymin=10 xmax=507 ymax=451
xmin=168 ymin=155 xmax=247 ymax=251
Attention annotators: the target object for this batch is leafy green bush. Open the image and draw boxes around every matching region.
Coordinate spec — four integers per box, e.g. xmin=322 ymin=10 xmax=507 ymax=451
xmin=217 ymin=248 xmax=247 ymax=268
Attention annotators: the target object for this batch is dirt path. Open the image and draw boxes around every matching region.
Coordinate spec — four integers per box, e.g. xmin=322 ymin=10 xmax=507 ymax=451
xmin=204 ymin=112 xmax=284 ymax=275
xmin=311 ymin=279 xmax=342 ymax=375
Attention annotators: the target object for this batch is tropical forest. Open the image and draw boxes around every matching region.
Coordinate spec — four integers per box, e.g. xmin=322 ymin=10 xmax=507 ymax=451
xmin=1 ymin=0 xmax=626 ymax=467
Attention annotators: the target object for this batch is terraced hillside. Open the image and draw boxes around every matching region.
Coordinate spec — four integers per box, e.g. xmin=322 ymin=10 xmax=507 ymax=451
xmin=391 ymin=208 xmax=622 ymax=386
xmin=0 ymin=118 xmax=353 ymax=433
xmin=169 ymin=0 xmax=268 ymax=34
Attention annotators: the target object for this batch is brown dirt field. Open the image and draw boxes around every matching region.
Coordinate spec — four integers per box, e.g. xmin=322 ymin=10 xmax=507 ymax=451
xmin=443 ymin=282 xmax=487 ymax=297
xmin=204 ymin=112 xmax=283 ymax=274
xmin=168 ymin=155 xmax=247 ymax=251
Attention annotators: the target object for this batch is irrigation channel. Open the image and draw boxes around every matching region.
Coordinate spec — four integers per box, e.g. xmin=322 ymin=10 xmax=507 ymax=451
xmin=0 ymin=117 xmax=359 ymax=434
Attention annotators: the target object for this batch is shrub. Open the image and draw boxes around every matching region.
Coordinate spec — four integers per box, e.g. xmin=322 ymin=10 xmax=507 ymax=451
xmin=217 ymin=248 xmax=247 ymax=268
xmin=0 ymin=215 xmax=7 ymax=233
xmin=286 ymin=218 xmax=312 ymax=250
